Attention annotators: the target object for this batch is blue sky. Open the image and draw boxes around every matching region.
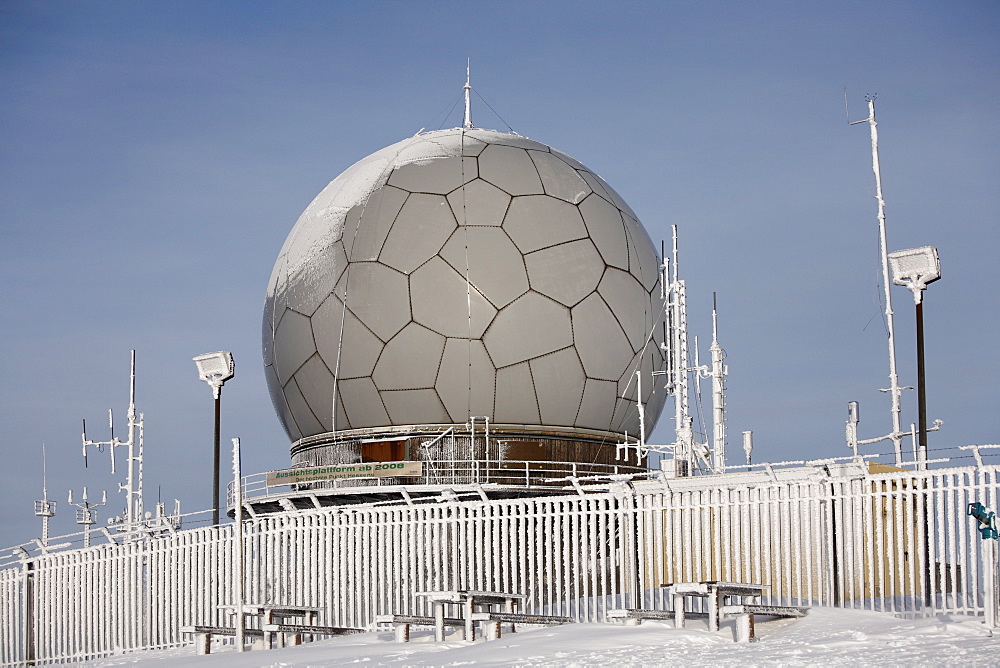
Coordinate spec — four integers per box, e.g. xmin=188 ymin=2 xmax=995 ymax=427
xmin=2 ymin=1 xmax=998 ymax=549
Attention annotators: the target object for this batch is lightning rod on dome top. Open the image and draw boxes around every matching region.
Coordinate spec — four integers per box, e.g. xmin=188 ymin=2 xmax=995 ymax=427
xmin=849 ymin=95 xmax=905 ymax=464
xmin=463 ymin=60 xmax=473 ymax=129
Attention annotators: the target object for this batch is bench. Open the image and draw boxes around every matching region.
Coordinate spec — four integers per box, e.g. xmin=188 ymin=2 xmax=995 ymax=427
xmin=720 ymin=604 xmax=808 ymax=643
xmin=606 ymin=608 xmax=708 ymax=627
xmin=180 ymin=625 xmax=267 ymax=654
xmin=375 ymin=614 xmax=466 ymax=642
xmin=262 ymin=622 xmax=364 ymax=643
xmin=470 ymin=611 xmax=573 ymax=640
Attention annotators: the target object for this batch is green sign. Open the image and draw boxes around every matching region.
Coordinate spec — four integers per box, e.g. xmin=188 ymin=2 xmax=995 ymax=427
xmin=266 ymin=461 xmax=423 ymax=486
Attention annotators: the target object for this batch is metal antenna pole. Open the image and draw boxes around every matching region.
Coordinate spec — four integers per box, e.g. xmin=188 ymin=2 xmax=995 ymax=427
xmin=852 ymin=97 xmax=904 ymax=463
xmin=463 ymin=60 xmax=473 ymax=129
xmin=34 ymin=444 xmax=56 ymax=547
xmin=710 ymin=294 xmax=727 ymax=473
xmin=672 ymin=225 xmax=693 ymax=474
xmin=232 ymin=437 xmax=246 ymax=652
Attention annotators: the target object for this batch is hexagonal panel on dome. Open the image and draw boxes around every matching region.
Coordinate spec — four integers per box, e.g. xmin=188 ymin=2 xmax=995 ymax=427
xmin=477 ymin=144 xmax=544 ymax=196
xmin=380 ymin=388 xmax=450 ymax=425
xmin=378 ymin=193 xmax=457 ymax=274
xmin=340 ymin=262 xmax=410 ymax=342
xmin=274 ymin=308 xmax=316 ymax=385
xmin=503 ymin=195 xmax=588 ymax=254
xmin=576 ymin=378 xmax=618 ymax=432
xmin=342 ymin=185 xmax=408 ymax=262
xmin=338 ymin=376 xmax=389 ymax=429
xmin=483 ymin=292 xmax=573 ymax=368
xmin=372 ymin=323 xmax=446 ymax=391
xmin=528 ymin=150 xmax=592 ymax=204
xmin=410 ymin=257 xmax=497 ymax=338
xmin=494 ymin=362 xmax=540 ymax=424
xmin=293 ymin=354 xmax=335 ymax=432
xmin=436 ymin=338 xmax=495 ymax=422
xmin=598 ymin=268 xmax=650 ymax=353
xmin=524 ymin=238 xmax=604 ymax=307
xmin=571 ymin=293 xmax=634 ymax=382
xmin=529 ymin=347 xmax=585 ymax=427
xmin=387 ymin=155 xmax=478 ymax=195
xmin=312 ymin=294 xmax=383 ymax=380
xmin=579 ymin=193 xmax=629 ymax=270
xmin=282 ymin=378 xmax=324 ymax=437
xmin=622 ymin=212 xmax=662 ymax=293
xmin=446 ymin=178 xmax=510 ymax=227
xmin=284 ymin=240 xmax=347 ymax=317
xmin=440 ymin=227 xmax=528 ymax=309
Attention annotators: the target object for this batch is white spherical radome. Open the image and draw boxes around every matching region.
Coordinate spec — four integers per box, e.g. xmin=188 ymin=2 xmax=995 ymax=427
xmin=263 ymin=128 xmax=666 ymax=445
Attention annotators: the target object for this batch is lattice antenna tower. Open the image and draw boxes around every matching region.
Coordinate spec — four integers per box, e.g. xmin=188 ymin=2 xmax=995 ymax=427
xmin=81 ymin=350 xmax=145 ymax=536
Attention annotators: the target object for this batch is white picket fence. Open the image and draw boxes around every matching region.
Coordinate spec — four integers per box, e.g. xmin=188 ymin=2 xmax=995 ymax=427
xmin=2 ymin=463 xmax=999 ymax=665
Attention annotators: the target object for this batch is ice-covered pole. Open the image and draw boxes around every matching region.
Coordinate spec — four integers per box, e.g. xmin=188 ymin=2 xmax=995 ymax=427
xmin=463 ymin=60 xmax=473 ymax=129
xmin=710 ymin=296 xmax=727 ymax=473
xmin=232 ymin=437 xmax=245 ymax=652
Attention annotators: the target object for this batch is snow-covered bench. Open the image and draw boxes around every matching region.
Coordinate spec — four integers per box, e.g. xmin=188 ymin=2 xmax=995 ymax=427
xmin=469 ymin=611 xmax=573 ymax=640
xmin=375 ymin=613 xmax=466 ymax=642
xmin=606 ymin=608 xmax=708 ymax=626
xmin=180 ymin=625 xmax=267 ymax=654
xmin=261 ymin=622 xmax=364 ymax=643
xmin=720 ymin=603 xmax=808 ymax=643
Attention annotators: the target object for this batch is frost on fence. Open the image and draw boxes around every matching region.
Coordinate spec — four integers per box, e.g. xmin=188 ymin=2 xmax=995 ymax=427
xmin=2 ymin=464 xmax=999 ymax=665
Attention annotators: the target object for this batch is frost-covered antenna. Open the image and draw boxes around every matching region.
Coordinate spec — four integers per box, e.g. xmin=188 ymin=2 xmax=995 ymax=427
xmin=709 ymin=294 xmax=728 ymax=473
xmin=849 ymin=94 xmax=905 ymax=463
xmin=81 ymin=351 xmax=145 ymax=536
xmin=34 ymin=444 xmax=56 ymax=547
xmin=463 ymin=59 xmax=473 ymax=129
xmin=68 ymin=487 xmax=107 ymax=548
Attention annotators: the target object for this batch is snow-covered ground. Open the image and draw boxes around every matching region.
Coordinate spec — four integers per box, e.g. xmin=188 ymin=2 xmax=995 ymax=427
xmin=83 ymin=608 xmax=999 ymax=667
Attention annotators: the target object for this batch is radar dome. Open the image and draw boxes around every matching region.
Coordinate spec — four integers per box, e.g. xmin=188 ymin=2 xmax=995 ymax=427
xmin=264 ymin=128 xmax=666 ymax=452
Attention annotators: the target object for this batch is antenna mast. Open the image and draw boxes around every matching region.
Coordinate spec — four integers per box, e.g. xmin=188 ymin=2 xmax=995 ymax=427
xmin=463 ymin=60 xmax=473 ymax=129
xmin=81 ymin=350 xmax=146 ymax=536
xmin=34 ymin=444 xmax=56 ymax=547
xmin=851 ymin=96 xmax=904 ymax=463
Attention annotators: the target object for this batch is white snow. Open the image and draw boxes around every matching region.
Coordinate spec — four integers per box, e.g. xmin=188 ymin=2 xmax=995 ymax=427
xmin=82 ymin=608 xmax=999 ymax=667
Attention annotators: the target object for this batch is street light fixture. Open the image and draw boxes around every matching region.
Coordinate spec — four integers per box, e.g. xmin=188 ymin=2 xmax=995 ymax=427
xmin=888 ymin=246 xmax=941 ymax=469
xmin=193 ymin=351 xmax=235 ymax=525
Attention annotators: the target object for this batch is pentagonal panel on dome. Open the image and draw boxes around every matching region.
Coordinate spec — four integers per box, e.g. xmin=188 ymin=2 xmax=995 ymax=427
xmin=579 ymin=193 xmax=629 ymax=270
xmin=387 ymin=155 xmax=478 ymax=195
xmin=436 ymin=338 xmax=496 ymax=422
xmin=503 ymin=195 xmax=588 ymax=254
xmin=478 ymin=144 xmax=544 ymax=196
xmin=598 ymin=268 xmax=650 ymax=353
xmin=372 ymin=323 xmax=446 ymax=391
xmin=524 ymin=238 xmax=604 ymax=307
xmin=274 ymin=308 xmax=316 ymax=385
xmin=380 ymin=388 xmax=450 ymax=425
xmin=338 ymin=376 xmax=390 ymax=429
xmin=571 ymin=293 xmax=634 ymax=382
xmin=342 ymin=185 xmax=408 ymax=262
xmin=312 ymin=294 xmax=384 ymax=379
xmin=292 ymin=353 xmax=335 ymax=433
xmin=446 ymin=178 xmax=510 ymax=227
xmin=410 ymin=256 xmax=496 ymax=338
xmin=576 ymin=378 xmax=618 ymax=432
xmin=282 ymin=377 xmax=324 ymax=437
xmin=341 ymin=262 xmax=410 ymax=342
xmin=378 ymin=193 xmax=457 ymax=274
xmin=483 ymin=292 xmax=573 ymax=368
xmin=529 ymin=347 xmax=585 ymax=427
xmin=528 ymin=150 xmax=591 ymax=204
xmin=494 ymin=362 xmax=540 ymax=424
xmin=440 ymin=227 xmax=528 ymax=309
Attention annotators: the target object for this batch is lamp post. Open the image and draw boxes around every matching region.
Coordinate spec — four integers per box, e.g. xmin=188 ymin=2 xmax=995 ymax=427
xmin=887 ymin=247 xmax=941 ymax=469
xmin=193 ymin=351 xmax=235 ymax=525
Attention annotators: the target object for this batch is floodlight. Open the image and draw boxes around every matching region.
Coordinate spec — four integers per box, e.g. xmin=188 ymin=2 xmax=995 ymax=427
xmin=193 ymin=351 xmax=235 ymax=398
xmin=888 ymin=246 xmax=941 ymax=304
xmin=194 ymin=351 xmax=235 ymax=526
